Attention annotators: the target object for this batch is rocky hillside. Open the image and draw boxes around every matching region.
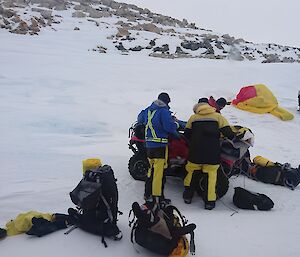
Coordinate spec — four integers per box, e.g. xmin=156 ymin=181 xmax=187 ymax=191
xmin=1 ymin=0 xmax=300 ymax=63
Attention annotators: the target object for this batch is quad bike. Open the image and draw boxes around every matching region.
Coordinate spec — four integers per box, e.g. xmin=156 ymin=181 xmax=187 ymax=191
xmin=128 ymin=122 xmax=253 ymax=199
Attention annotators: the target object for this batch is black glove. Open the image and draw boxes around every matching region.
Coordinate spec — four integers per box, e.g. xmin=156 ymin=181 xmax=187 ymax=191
xmin=26 ymin=218 xmax=67 ymax=237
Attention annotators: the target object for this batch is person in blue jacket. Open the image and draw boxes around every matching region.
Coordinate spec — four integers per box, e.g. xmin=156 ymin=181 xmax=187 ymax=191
xmin=138 ymin=92 xmax=180 ymax=210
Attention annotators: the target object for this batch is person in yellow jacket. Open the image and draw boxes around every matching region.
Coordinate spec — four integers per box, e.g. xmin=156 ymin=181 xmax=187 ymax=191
xmin=183 ymin=98 xmax=235 ymax=210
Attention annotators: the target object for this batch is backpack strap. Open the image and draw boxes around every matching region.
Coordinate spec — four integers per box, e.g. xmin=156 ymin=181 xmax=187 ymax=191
xmin=95 ymin=187 xmax=112 ymax=248
xmin=128 ymin=208 xmax=136 ymax=227
xmin=64 ymin=225 xmax=78 ymax=235
xmin=130 ymin=220 xmax=138 ymax=244
xmin=190 ymin=230 xmax=195 ymax=255
xmin=162 ymin=205 xmax=196 ymax=255
xmin=163 ymin=205 xmax=188 ymax=226
xmin=96 ymin=189 xmax=114 ymax=222
xmin=99 ymin=221 xmax=108 ymax=248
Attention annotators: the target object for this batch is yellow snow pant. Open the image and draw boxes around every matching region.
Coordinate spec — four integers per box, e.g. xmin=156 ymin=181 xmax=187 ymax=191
xmin=184 ymin=161 xmax=219 ymax=201
xmin=146 ymin=147 xmax=168 ymax=197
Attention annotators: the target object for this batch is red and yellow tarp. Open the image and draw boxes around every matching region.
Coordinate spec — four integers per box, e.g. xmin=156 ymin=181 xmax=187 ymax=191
xmin=232 ymin=84 xmax=294 ymax=121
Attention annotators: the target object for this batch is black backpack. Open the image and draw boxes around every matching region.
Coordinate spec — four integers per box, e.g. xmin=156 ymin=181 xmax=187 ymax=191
xmin=70 ymin=165 xmax=122 ymax=246
xmin=255 ymin=164 xmax=300 ymax=190
xmin=129 ymin=202 xmax=196 ymax=256
xmin=233 ymin=187 xmax=274 ymax=211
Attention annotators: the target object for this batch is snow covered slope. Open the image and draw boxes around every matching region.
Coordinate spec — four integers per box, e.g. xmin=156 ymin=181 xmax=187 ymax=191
xmin=1 ymin=0 xmax=300 ymax=63
xmin=0 ymin=1 xmax=300 ymax=257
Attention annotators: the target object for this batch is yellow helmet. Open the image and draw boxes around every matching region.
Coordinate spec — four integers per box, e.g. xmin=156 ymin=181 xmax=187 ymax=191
xmin=82 ymin=158 xmax=102 ymax=175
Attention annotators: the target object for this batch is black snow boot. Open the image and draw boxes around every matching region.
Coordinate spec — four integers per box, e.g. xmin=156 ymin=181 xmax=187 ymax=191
xmin=183 ymin=187 xmax=194 ymax=204
xmin=0 ymin=228 xmax=7 ymax=239
xmin=204 ymin=201 xmax=216 ymax=210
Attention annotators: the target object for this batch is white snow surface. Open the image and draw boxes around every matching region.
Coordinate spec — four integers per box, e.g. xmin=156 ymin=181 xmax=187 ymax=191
xmin=1 ymin=6 xmax=300 ymax=257
xmin=121 ymin=0 xmax=300 ymax=48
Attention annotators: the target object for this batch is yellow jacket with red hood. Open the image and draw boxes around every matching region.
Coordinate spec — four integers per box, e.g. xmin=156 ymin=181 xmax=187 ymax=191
xmin=185 ymin=103 xmax=235 ymax=164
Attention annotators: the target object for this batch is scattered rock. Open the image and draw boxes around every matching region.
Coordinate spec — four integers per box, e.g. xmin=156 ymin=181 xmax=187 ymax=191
xmin=96 ymin=45 xmax=107 ymax=53
xmin=101 ymin=0 xmax=113 ymax=7
xmin=181 ymin=41 xmax=201 ymax=51
xmin=164 ymin=28 xmax=176 ymax=34
xmin=202 ymin=39 xmax=214 ymax=54
xmin=2 ymin=18 xmax=10 ymax=26
xmin=31 ymin=8 xmax=52 ymax=20
xmin=222 ymin=34 xmax=235 ymax=45
xmin=116 ymin=27 xmax=130 ymax=37
xmin=129 ymin=46 xmax=143 ymax=51
xmin=234 ymin=38 xmax=245 ymax=44
xmin=188 ymin=23 xmax=197 ymax=29
xmin=72 ymin=11 xmax=86 ymax=18
xmin=11 ymin=15 xmax=21 ymax=23
xmin=215 ymin=41 xmax=224 ymax=50
xmin=88 ymin=9 xmax=111 ymax=18
xmin=30 ymin=17 xmax=39 ymax=28
xmin=148 ymin=39 xmax=155 ymax=46
xmin=35 ymin=17 xmax=46 ymax=27
xmin=262 ymin=54 xmax=281 ymax=63
xmin=0 ymin=0 xmax=299 ymax=63
xmin=2 ymin=8 xmax=15 ymax=18
xmin=120 ymin=35 xmax=135 ymax=41
xmin=87 ymin=19 xmax=100 ymax=27
xmin=18 ymin=20 xmax=29 ymax=31
xmin=115 ymin=20 xmax=131 ymax=27
xmin=182 ymin=19 xmax=188 ymax=26
xmin=201 ymin=33 xmax=219 ymax=40
xmin=175 ymin=46 xmax=188 ymax=55
xmin=205 ymin=54 xmax=225 ymax=60
xmin=243 ymin=53 xmax=256 ymax=61
xmin=115 ymin=42 xmax=127 ymax=52
xmin=140 ymin=23 xmax=161 ymax=34
xmin=149 ymin=52 xmax=175 ymax=59
xmin=153 ymin=44 xmax=169 ymax=53
xmin=11 ymin=20 xmax=29 ymax=34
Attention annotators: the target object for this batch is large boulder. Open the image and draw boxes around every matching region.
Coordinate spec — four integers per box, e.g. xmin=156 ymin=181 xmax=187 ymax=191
xmin=1 ymin=8 xmax=15 ymax=18
xmin=262 ymin=54 xmax=281 ymax=63
xmin=72 ymin=11 xmax=86 ymax=18
xmin=31 ymin=8 xmax=52 ymax=19
xmin=116 ymin=27 xmax=130 ymax=37
xmin=140 ymin=23 xmax=162 ymax=34
xmin=181 ymin=41 xmax=201 ymax=51
xmin=222 ymin=34 xmax=235 ymax=45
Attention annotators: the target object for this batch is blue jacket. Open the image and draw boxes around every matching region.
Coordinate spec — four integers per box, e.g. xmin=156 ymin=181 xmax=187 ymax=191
xmin=138 ymin=100 xmax=178 ymax=148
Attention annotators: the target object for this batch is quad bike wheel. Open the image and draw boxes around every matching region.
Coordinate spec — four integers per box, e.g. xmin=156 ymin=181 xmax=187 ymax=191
xmin=197 ymin=167 xmax=229 ymax=199
xmin=128 ymin=153 xmax=149 ymax=181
